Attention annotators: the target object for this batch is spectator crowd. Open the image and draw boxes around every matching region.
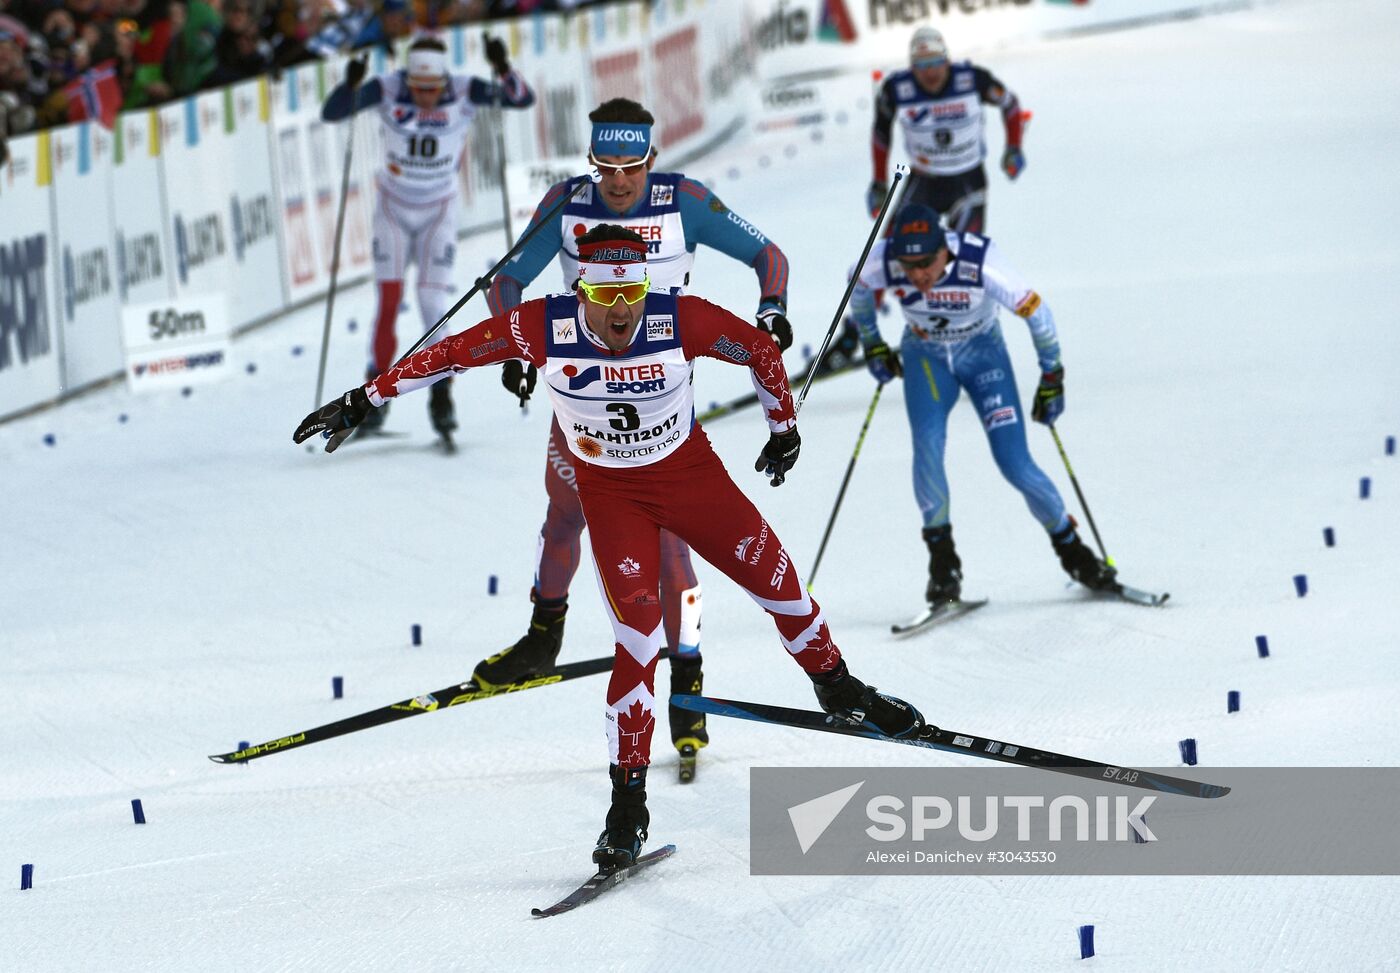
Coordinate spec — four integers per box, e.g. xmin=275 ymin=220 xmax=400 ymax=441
xmin=1 ymin=0 xmax=597 ymax=141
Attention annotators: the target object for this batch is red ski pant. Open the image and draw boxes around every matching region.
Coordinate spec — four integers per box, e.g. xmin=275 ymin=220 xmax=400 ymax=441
xmin=537 ymin=416 xmax=698 ymax=654
xmin=575 ymin=428 xmax=842 ymax=768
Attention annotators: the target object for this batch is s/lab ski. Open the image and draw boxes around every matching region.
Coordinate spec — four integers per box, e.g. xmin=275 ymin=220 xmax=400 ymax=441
xmin=671 ymin=695 xmax=1227 ymax=799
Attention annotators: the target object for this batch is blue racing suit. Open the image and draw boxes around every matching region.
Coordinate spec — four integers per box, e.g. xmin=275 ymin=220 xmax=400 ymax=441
xmin=851 ymin=233 xmax=1070 ymax=533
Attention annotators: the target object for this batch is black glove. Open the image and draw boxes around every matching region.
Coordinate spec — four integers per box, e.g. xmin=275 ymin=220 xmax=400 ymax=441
xmin=1031 ymin=364 xmax=1065 ymax=425
xmin=754 ymin=427 xmax=801 ymax=487
xmin=483 ymin=33 xmax=510 ymax=75
xmin=345 ymin=54 xmax=368 ymax=88
xmin=863 ymin=340 xmax=903 ymax=384
xmin=501 ymin=360 xmax=537 ymax=405
xmin=756 ymin=304 xmax=793 ymax=352
xmin=294 ymin=387 xmax=371 ymax=452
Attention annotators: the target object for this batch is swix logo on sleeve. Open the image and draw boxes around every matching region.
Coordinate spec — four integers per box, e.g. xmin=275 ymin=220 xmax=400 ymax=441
xmin=509 ymin=309 xmax=532 ymax=359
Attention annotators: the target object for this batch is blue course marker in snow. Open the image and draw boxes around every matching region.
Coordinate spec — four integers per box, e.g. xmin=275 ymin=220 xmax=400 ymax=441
xmin=1228 ymin=691 xmax=1240 ymax=714
xmin=1360 ymin=477 xmax=1371 ymax=499
xmin=1179 ymin=738 xmax=1198 ymax=766
xmin=332 ymin=676 xmax=343 ymax=699
xmin=1323 ymin=527 xmax=1335 ymax=547
xmin=21 ymin=864 xmax=33 ymax=890
xmin=1255 ymin=635 xmax=1270 ymax=658
xmin=1078 ymin=925 xmax=1094 ymax=959
xmin=1293 ymin=574 xmax=1308 ymax=597
xmin=132 ymin=799 xmax=146 ymax=824
xmin=412 ymin=624 xmax=422 ymax=646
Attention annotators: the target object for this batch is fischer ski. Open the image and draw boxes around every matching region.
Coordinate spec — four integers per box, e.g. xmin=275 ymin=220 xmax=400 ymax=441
xmin=696 ymin=357 xmax=862 ymax=423
xmin=531 ymin=845 xmax=677 ymax=918
xmin=672 ymin=695 xmax=1228 ymax=799
xmin=892 ymin=598 xmax=988 ymax=636
xmin=209 ymin=655 xmax=615 ymax=764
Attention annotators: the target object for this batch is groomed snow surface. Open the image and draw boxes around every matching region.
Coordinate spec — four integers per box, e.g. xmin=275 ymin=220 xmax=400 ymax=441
xmin=4 ymin=1 xmax=1399 ymax=968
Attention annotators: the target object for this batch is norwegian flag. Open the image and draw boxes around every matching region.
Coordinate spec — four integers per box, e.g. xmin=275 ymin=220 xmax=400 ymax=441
xmin=65 ymin=61 xmax=123 ymax=130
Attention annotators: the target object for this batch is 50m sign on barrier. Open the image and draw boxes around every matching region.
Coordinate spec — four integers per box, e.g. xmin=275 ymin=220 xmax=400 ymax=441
xmin=121 ymin=294 xmax=231 ymax=393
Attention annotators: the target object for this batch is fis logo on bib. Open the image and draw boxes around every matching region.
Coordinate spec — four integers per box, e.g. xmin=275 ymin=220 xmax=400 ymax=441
xmin=650 ymin=184 xmax=674 ymax=206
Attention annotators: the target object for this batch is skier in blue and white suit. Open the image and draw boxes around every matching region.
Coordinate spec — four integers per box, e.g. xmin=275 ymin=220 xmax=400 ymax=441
xmin=851 ymin=204 xmax=1116 ymax=604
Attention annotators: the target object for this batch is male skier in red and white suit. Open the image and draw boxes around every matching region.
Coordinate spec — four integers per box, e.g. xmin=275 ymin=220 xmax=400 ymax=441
xmin=295 ymin=224 xmax=924 ymax=867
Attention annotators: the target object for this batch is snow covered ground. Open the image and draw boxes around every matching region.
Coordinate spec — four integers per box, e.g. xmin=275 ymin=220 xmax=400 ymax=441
xmin=4 ymin=1 xmax=1400 ymax=968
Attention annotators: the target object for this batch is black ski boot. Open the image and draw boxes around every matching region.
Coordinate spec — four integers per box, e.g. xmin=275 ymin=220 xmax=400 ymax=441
xmin=668 ymin=653 xmax=708 ymax=782
xmin=1050 ymin=521 xmax=1118 ymax=591
xmin=593 ymin=764 xmax=649 ymax=869
xmin=921 ymin=524 xmax=963 ymax=604
xmin=472 ymin=598 xmax=566 ymax=688
xmin=811 ymin=660 xmax=924 ymax=739
xmin=360 ymin=366 xmax=389 ymax=433
xmin=429 ymin=377 xmax=457 ymax=445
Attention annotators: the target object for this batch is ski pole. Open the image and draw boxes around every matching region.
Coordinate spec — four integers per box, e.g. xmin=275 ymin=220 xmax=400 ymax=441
xmin=807 ymin=381 xmax=885 ymax=589
xmin=394 ymin=171 xmax=597 ymax=364
xmin=324 ymin=170 xmax=600 ymax=451
xmin=795 ymin=163 xmax=907 ymax=414
xmin=1049 ymin=424 xmax=1113 ymax=567
xmin=312 ymin=57 xmax=366 ymax=413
